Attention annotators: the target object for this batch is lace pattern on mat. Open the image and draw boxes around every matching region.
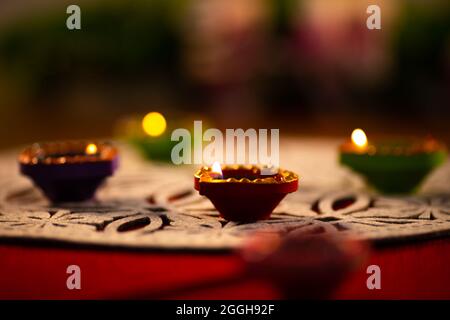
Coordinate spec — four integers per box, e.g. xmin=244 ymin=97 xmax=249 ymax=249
xmin=0 ymin=140 xmax=449 ymax=250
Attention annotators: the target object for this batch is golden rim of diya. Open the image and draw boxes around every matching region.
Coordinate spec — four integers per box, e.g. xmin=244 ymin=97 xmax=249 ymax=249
xmin=340 ymin=137 xmax=447 ymax=156
xmin=194 ymin=164 xmax=298 ymax=184
xmin=19 ymin=141 xmax=118 ymax=165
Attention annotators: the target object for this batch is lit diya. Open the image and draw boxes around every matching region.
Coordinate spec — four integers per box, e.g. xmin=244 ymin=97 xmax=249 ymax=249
xmin=340 ymin=129 xmax=447 ymax=194
xmin=125 ymin=111 xmax=184 ymax=163
xmin=19 ymin=141 xmax=119 ymax=202
xmin=194 ymin=162 xmax=298 ymax=222
xmin=131 ymin=111 xmax=174 ymax=162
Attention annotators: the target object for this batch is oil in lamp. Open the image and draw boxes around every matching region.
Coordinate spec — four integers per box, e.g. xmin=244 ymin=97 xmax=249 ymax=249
xmin=19 ymin=141 xmax=119 ymax=202
xmin=194 ymin=162 xmax=298 ymax=222
xmin=340 ymin=129 xmax=447 ymax=194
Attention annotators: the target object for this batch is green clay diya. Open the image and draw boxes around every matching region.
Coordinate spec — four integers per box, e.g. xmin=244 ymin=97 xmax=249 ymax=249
xmin=121 ymin=112 xmax=204 ymax=163
xmin=127 ymin=111 xmax=174 ymax=162
xmin=340 ymin=129 xmax=447 ymax=194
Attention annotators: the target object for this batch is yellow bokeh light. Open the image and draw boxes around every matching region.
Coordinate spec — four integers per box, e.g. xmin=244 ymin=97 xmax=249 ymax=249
xmin=85 ymin=143 xmax=98 ymax=155
xmin=142 ymin=112 xmax=167 ymax=137
xmin=351 ymin=129 xmax=368 ymax=148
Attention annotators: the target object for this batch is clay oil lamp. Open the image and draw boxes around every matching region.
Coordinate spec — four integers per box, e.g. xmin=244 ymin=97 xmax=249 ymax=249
xmin=19 ymin=141 xmax=119 ymax=202
xmin=129 ymin=111 xmax=175 ymax=162
xmin=125 ymin=111 xmax=195 ymax=163
xmin=340 ymin=129 xmax=447 ymax=194
xmin=194 ymin=162 xmax=298 ymax=222
xmin=122 ymin=112 xmax=209 ymax=163
xmin=124 ymin=234 xmax=368 ymax=299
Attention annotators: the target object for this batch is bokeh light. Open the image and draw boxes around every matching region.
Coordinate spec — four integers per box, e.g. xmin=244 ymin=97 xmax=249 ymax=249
xmin=142 ymin=112 xmax=167 ymax=137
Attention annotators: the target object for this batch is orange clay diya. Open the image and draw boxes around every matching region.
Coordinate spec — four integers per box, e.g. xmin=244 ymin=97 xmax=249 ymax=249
xmin=194 ymin=163 xmax=298 ymax=222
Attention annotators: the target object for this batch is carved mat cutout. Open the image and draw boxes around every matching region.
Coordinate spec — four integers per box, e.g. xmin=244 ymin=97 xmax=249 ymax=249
xmin=0 ymin=139 xmax=450 ymax=250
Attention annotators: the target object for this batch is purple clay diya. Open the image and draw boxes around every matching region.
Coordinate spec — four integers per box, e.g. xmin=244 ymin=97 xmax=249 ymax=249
xmin=194 ymin=163 xmax=298 ymax=222
xmin=19 ymin=141 xmax=119 ymax=202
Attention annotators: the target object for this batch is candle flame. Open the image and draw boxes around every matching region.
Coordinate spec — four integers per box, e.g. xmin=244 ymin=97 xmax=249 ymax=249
xmin=142 ymin=112 xmax=167 ymax=137
xmin=211 ymin=161 xmax=223 ymax=177
xmin=351 ymin=129 xmax=368 ymax=148
xmin=85 ymin=143 xmax=98 ymax=155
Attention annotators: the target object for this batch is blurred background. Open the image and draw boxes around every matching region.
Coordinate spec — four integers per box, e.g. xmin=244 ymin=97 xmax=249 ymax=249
xmin=0 ymin=0 xmax=449 ymax=149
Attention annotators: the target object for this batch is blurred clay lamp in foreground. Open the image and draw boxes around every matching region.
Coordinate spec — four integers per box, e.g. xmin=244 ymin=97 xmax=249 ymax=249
xmin=340 ymin=129 xmax=447 ymax=194
xmin=240 ymin=232 xmax=368 ymax=299
xmin=194 ymin=162 xmax=298 ymax=222
xmin=125 ymin=233 xmax=368 ymax=299
xmin=19 ymin=141 xmax=119 ymax=202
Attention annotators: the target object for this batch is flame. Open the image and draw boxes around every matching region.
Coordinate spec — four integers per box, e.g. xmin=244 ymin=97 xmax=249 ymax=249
xmin=351 ymin=129 xmax=368 ymax=148
xmin=85 ymin=143 xmax=98 ymax=155
xmin=142 ymin=112 xmax=167 ymax=137
xmin=211 ymin=161 xmax=223 ymax=178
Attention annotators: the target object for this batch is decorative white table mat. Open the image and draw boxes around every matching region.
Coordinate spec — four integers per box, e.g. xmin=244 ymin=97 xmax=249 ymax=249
xmin=0 ymin=139 xmax=449 ymax=250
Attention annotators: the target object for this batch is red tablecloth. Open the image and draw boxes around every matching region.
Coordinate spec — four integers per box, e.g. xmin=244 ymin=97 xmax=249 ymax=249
xmin=1 ymin=238 xmax=450 ymax=299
